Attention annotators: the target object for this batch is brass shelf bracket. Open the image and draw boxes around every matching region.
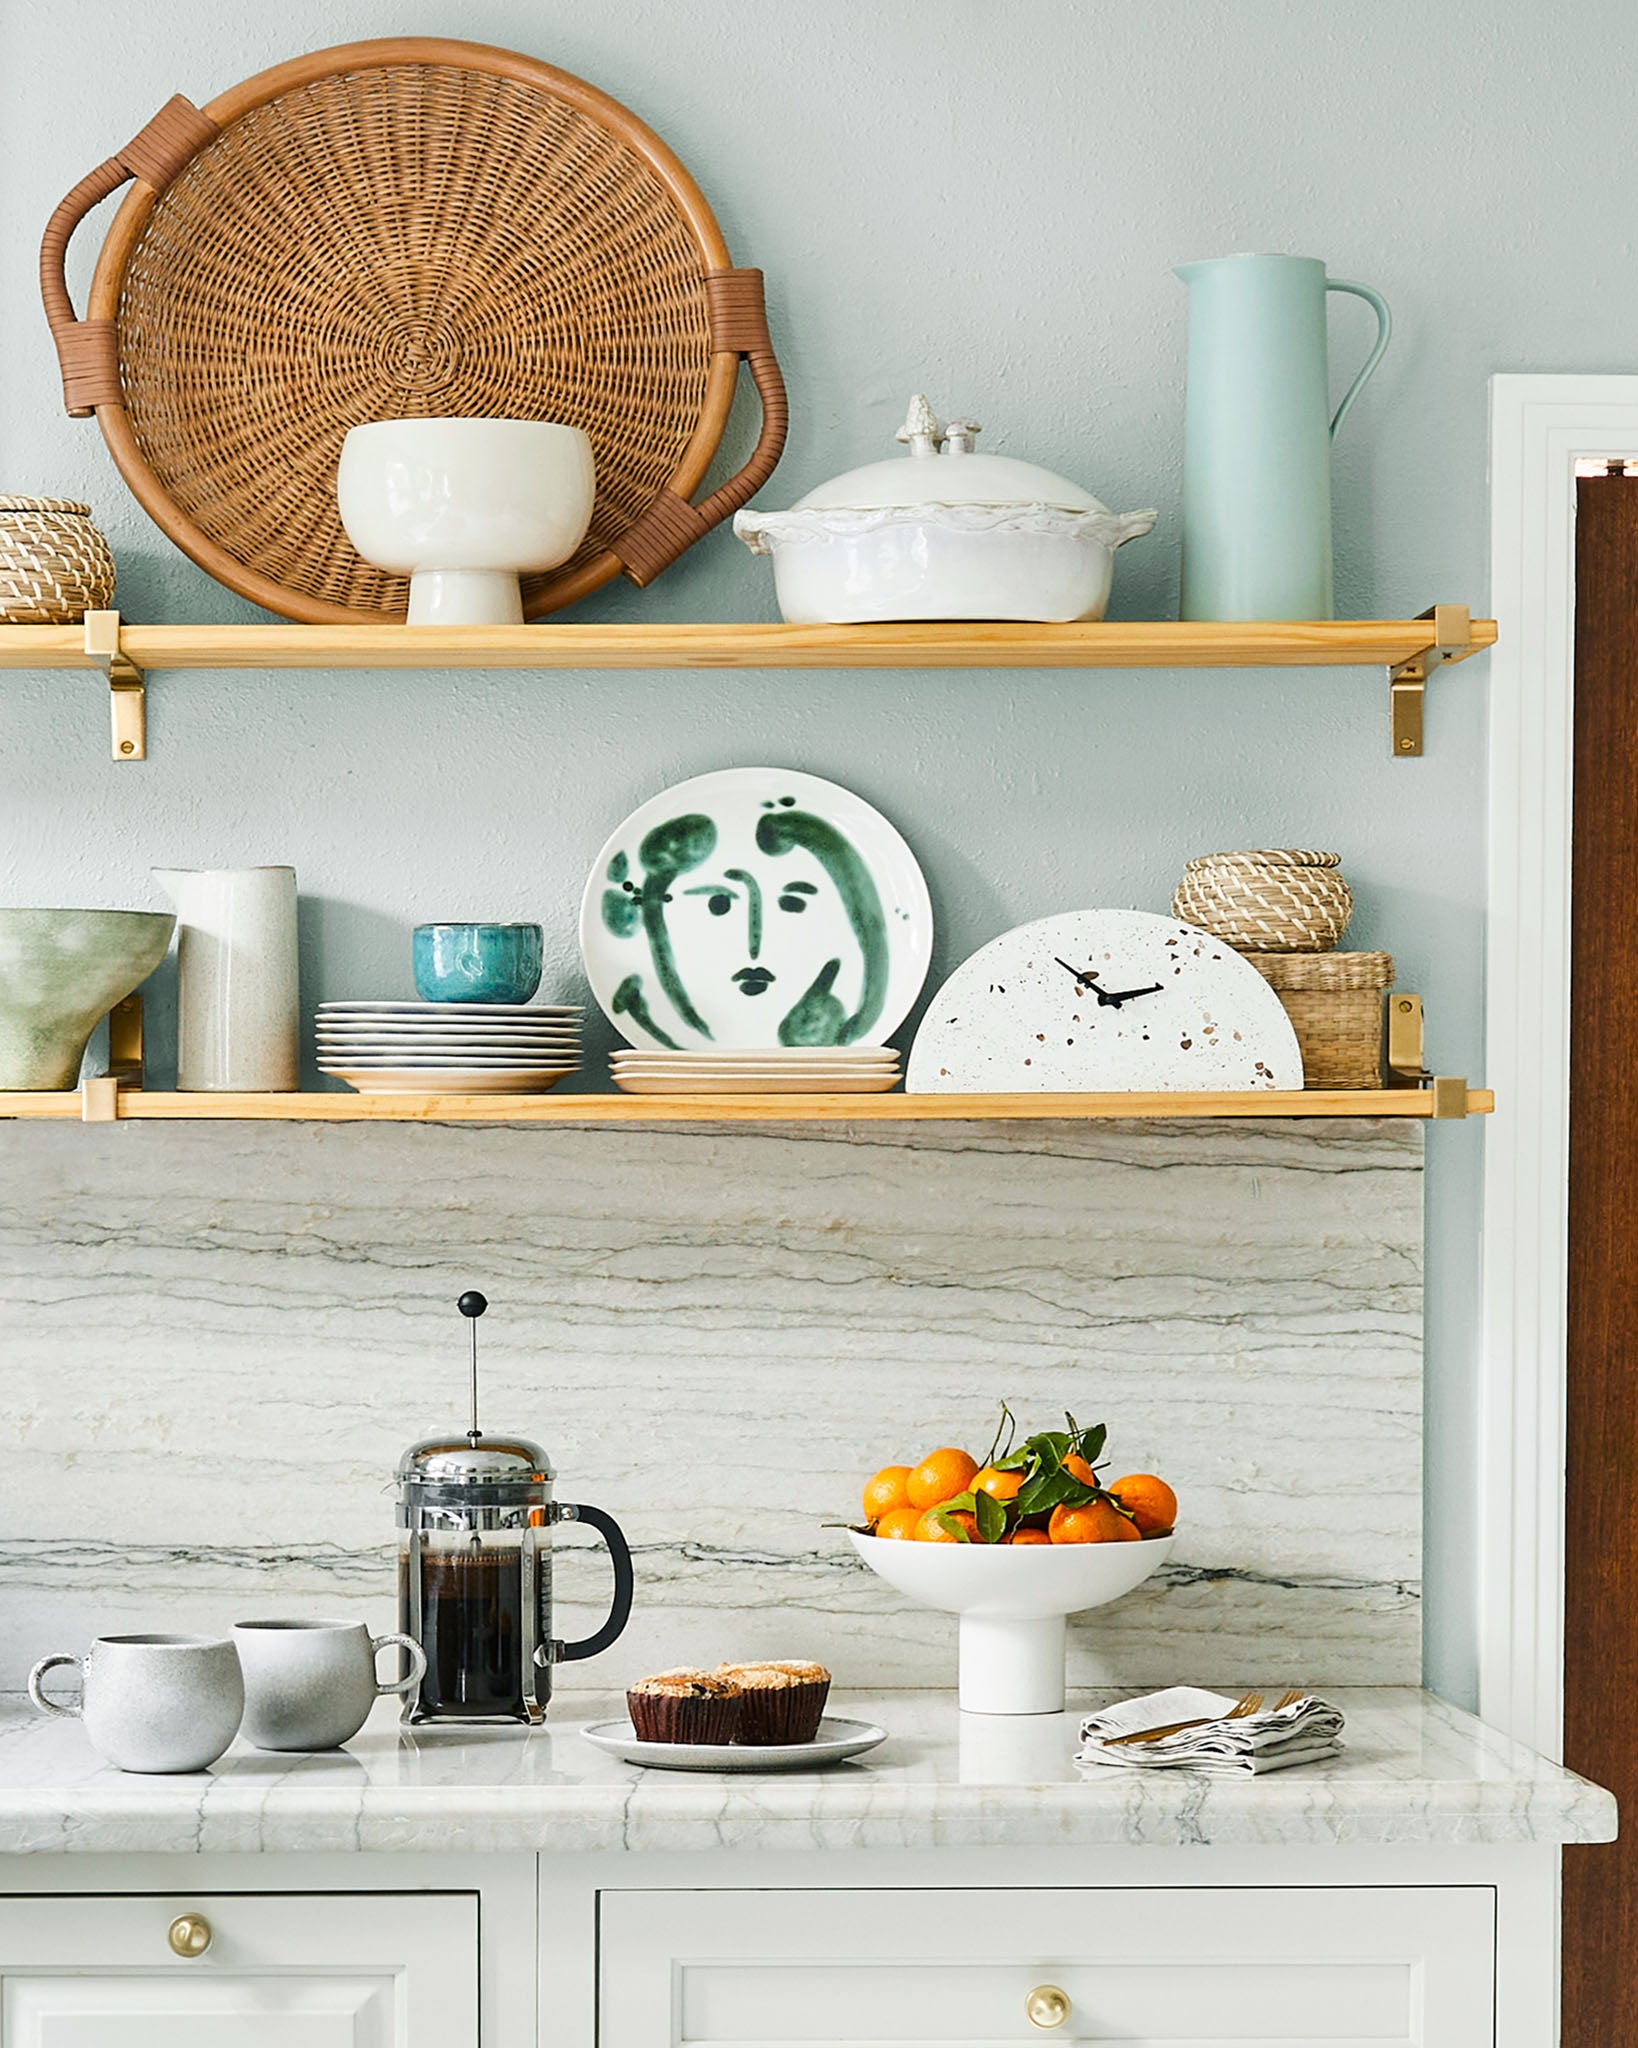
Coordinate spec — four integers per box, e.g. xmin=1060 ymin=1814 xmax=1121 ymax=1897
xmin=1388 ymin=604 xmax=1474 ymax=759
xmin=108 ymin=991 xmax=145 ymax=1084
xmin=83 ymin=610 xmax=146 ymax=761
xmin=1385 ymin=991 xmax=1469 ymax=1117
xmin=80 ymin=991 xmax=145 ymax=1122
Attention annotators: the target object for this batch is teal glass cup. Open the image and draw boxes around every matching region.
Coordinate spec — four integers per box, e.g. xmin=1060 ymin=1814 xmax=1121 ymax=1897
xmin=413 ymin=923 xmax=544 ymax=1004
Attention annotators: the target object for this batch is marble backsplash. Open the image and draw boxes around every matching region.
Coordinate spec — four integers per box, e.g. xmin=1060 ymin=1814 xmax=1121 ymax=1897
xmin=0 ymin=1116 xmax=1423 ymax=1690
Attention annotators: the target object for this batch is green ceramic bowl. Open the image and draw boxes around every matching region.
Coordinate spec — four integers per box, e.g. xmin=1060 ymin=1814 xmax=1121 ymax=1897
xmin=0 ymin=909 xmax=174 ymax=1090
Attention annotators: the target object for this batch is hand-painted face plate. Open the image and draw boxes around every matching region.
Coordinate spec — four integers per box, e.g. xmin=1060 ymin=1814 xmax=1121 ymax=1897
xmin=580 ymin=768 xmax=933 ymax=1051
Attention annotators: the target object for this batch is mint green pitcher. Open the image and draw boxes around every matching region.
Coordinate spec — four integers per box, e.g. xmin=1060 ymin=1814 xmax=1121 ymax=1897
xmin=1177 ymin=253 xmax=1391 ymax=621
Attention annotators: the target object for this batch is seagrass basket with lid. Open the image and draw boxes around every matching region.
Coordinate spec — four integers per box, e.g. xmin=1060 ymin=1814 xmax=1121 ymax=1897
xmin=1173 ymin=848 xmax=1353 ymax=953
xmin=0 ymin=498 xmax=115 ymax=623
xmin=39 ymin=37 xmax=786 ymax=623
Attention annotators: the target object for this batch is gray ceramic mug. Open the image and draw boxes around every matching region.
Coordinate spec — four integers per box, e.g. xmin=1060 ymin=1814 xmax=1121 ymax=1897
xmin=234 ymin=1619 xmax=427 ymax=1751
xmin=28 ymin=1633 xmax=244 ymax=1774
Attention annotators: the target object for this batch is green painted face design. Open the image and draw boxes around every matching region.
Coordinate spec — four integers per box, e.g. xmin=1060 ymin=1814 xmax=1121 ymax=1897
xmin=602 ymin=813 xmax=718 ymax=1039
xmin=755 ymin=806 xmax=890 ymax=1046
xmin=600 ymin=796 xmax=891 ymax=1046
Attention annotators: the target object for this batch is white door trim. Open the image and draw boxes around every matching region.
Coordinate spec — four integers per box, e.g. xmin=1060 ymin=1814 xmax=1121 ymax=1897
xmin=1481 ymin=375 xmax=1638 ymax=1756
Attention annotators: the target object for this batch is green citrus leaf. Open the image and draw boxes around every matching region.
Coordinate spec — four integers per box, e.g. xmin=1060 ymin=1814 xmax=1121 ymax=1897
xmin=1016 ymin=1466 xmax=1083 ymax=1517
xmin=1074 ymin=1421 xmax=1108 ymax=1465
xmin=973 ymin=1489 xmax=1007 ymax=1544
xmin=1023 ymin=1430 xmax=1071 ymax=1469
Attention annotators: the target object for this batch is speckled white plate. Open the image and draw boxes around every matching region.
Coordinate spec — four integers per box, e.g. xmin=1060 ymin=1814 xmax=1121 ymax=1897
xmin=580 ymin=1714 xmax=888 ymax=1772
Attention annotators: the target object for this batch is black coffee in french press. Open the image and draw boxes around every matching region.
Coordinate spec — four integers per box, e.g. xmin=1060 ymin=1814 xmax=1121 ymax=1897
xmin=396 ymin=1291 xmax=634 ymax=1724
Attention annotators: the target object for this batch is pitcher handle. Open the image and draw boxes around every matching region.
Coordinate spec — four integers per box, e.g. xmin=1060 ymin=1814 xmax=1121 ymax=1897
xmin=370 ymin=1632 xmax=428 ymax=1698
xmin=550 ymin=1503 xmax=635 ymax=1664
xmin=27 ymin=1654 xmax=82 ymax=1718
xmin=1326 ymin=280 xmax=1392 ymax=439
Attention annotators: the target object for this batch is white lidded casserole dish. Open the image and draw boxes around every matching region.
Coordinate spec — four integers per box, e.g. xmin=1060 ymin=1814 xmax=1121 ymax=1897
xmin=734 ymin=395 xmax=1155 ymax=624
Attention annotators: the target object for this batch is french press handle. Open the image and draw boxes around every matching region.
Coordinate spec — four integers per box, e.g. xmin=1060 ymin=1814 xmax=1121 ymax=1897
xmin=549 ymin=1503 xmax=635 ymax=1664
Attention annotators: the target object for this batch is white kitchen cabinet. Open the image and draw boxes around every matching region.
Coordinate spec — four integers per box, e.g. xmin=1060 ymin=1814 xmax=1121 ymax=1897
xmin=0 ymin=1892 xmax=477 ymax=2046
xmin=598 ymin=1884 xmax=1496 ymax=2046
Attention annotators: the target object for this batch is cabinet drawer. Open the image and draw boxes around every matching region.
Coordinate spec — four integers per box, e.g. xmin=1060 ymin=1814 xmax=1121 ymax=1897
xmin=0 ymin=1892 xmax=477 ymax=2047
xmin=599 ymin=1885 xmax=1494 ymax=2046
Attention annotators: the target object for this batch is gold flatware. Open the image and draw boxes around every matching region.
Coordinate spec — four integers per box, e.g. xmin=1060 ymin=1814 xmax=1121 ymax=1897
xmin=1104 ymin=1690 xmax=1264 ymax=1748
xmin=1103 ymin=1687 xmax=1309 ymax=1749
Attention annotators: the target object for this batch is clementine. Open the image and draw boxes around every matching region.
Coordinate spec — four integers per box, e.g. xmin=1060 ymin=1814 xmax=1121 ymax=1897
xmin=1006 ymin=1527 xmax=1051 ymax=1545
xmin=872 ymin=1505 xmax=924 ymax=1541
xmin=1108 ymin=1473 xmax=1177 ymax=1537
xmin=972 ymin=1465 xmax=1024 ymax=1505
xmin=862 ymin=1465 xmax=913 ymax=1524
xmin=1048 ymin=1497 xmax=1141 ymax=1544
xmin=916 ymin=1506 xmax=979 ymax=1542
xmin=1062 ymin=1451 xmax=1098 ymax=1486
xmin=906 ymin=1447 xmax=979 ymax=1510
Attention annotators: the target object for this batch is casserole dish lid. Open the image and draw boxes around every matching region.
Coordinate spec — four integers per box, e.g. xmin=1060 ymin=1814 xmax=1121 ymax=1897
xmin=791 ymin=394 xmax=1105 ymax=513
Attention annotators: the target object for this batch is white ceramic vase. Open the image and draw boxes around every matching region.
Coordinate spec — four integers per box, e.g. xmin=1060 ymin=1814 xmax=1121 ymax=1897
xmin=155 ymin=866 xmax=299 ymax=1091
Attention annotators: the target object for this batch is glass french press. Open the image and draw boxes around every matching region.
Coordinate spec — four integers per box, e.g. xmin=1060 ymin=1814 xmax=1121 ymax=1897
xmin=397 ymin=1292 xmax=634 ymax=1724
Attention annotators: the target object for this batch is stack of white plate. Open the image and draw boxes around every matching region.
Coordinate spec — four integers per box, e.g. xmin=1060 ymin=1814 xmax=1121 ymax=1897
xmin=317 ymin=1002 xmax=583 ymax=1094
xmin=608 ymin=1046 xmax=901 ymax=1095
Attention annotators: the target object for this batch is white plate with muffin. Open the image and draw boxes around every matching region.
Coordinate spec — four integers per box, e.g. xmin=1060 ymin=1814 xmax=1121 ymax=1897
xmin=582 ymin=1660 xmax=886 ymax=1771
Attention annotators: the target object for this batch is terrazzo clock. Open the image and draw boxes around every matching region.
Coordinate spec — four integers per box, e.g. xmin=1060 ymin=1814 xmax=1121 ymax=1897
xmin=906 ymin=909 xmax=1304 ymax=1093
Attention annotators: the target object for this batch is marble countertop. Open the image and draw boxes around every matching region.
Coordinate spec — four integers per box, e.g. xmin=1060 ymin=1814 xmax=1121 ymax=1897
xmin=0 ymin=1688 xmax=1612 ymax=1857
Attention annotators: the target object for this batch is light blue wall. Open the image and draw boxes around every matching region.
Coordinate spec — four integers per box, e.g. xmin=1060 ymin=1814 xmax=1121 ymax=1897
xmin=7 ymin=0 xmax=1623 ymax=1706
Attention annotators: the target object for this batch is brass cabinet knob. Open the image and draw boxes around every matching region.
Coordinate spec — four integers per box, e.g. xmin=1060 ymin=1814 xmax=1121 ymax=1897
xmin=167 ymin=1913 xmax=213 ymax=1959
xmin=1025 ymin=1983 xmax=1071 ymax=2029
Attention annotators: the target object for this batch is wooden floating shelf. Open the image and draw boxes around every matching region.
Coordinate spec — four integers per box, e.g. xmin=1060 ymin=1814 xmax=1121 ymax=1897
xmin=1 ymin=1086 xmax=1493 ymax=1124
xmin=0 ymin=608 xmax=1493 ymax=760
xmin=0 ymin=616 xmax=1495 ymax=673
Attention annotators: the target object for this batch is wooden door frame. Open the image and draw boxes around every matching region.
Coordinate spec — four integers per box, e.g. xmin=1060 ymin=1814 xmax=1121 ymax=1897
xmin=1483 ymin=374 xmax=1638 ymax=1757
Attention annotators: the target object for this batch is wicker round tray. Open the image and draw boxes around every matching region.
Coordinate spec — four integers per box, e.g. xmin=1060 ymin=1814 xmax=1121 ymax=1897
xmin=40 ymin=38 xmax=786 ymax=622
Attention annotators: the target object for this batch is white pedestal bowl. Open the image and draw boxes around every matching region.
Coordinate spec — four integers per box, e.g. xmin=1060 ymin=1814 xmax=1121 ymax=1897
xmin=849 ymin=1530 xmax=1173 ymax=1715
xmin=337 ymin=419 xmax=596 ymax=624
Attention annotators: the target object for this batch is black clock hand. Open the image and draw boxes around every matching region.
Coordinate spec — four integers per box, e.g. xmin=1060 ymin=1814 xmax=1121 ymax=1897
xmin=1053 ymin=959 xmax=1165 ymax=1009
xmin=1097 ymin=982 xmax=1164 ymax=1008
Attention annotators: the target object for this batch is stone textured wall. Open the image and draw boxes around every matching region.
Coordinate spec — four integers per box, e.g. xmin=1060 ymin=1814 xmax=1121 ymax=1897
xmin=0 ymin=1116 xmax=1422 ymax=1690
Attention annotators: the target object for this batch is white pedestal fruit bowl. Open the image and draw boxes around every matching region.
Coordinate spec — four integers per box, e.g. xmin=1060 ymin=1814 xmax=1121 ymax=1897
xmin=849 ymin=1530 xmax=1173 ymax=1715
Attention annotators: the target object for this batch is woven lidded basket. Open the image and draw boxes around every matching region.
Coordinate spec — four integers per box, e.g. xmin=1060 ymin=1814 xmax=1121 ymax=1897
xmin=1173 ymin=848 xmax=1353 ymax=953
xmin=0 ymin=497 xmax=115 ymax=623
xmin=40 ymin=38 xmax=786 ymax=623
xmin=1242 ymin=951 xmax=1393 ymax=1090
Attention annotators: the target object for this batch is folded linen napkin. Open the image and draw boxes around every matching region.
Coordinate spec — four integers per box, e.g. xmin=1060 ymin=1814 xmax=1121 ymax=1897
xmin=1076 ymin=1687 xmax=1345 ymax=1776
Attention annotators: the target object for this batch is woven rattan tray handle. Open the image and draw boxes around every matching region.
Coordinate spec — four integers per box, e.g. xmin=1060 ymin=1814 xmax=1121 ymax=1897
xmin=40 ymin=96 xmax=220 ymax=417
xmin=614 ymin=267 xmax=789 ymax=586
